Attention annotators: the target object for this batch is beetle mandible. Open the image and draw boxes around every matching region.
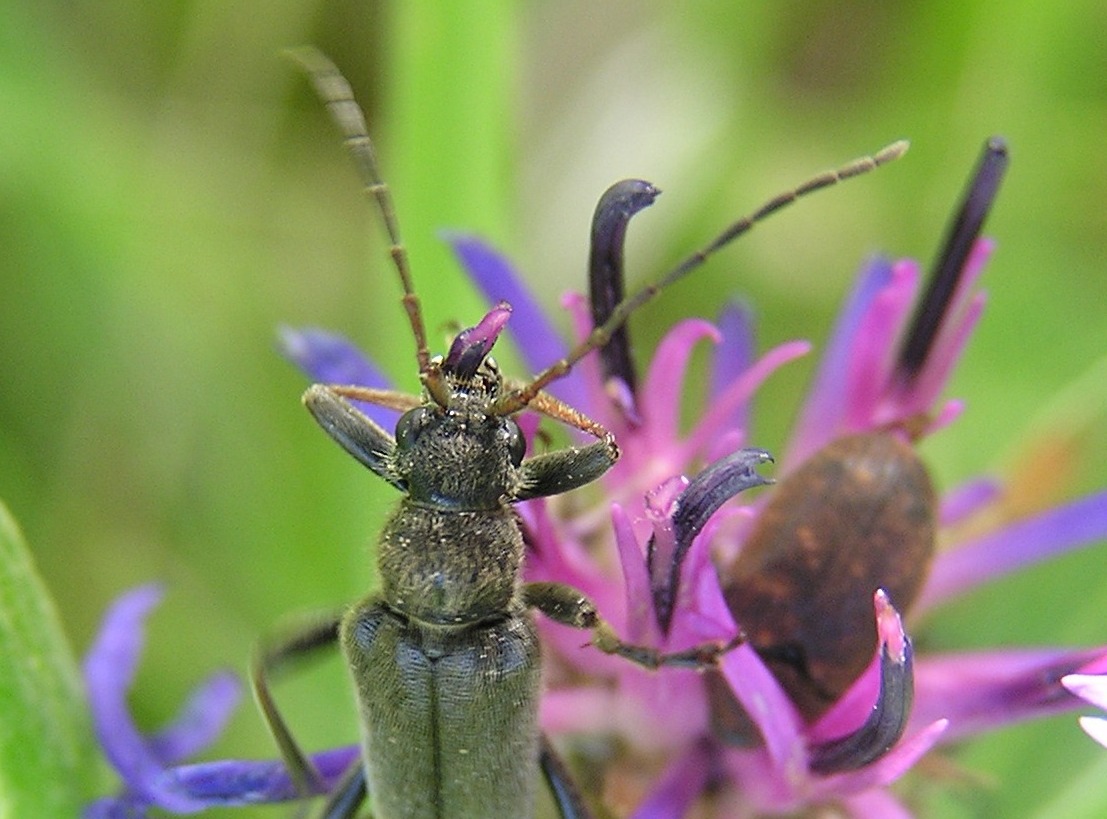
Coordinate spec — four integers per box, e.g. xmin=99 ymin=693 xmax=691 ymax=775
xmin=252 ymin=47 xmax=908 ymax=819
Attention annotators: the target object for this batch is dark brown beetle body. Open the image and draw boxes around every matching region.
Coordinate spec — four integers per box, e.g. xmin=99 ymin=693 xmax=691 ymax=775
xmin=712 ymin=432 xmax=937 ymax=732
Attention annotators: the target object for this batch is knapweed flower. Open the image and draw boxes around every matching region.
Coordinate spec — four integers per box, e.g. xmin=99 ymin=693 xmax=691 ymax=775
xmin=84 ymin=137 xmax=1107 ymax=817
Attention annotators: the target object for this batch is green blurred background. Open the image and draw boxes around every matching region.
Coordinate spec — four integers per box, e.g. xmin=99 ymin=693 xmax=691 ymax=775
xmin=2 ymin=1 xmax=1106 ymax=816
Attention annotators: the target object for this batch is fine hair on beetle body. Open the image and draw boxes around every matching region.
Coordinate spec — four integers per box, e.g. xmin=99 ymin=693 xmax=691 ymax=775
xmin=250 ymin=46 xmax=909 ymax=819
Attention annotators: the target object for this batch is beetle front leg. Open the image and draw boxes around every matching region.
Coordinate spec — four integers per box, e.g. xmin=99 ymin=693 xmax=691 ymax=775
xmin=303 ymin=384 xmax=403 ymax=490
xmin=524 ymin=582 xmax=743 ymax=669
xmin=516 ymin=440 xmax=618 ymax=500
xmin=514 ymin=390 xmax=619 ymax=501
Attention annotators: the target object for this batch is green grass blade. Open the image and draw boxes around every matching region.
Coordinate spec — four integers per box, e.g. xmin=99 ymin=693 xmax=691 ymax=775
xmin=0 ymin=501 xmax=97 ymax=815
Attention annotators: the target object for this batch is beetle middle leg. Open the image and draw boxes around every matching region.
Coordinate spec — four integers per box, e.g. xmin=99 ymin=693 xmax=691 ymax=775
xmin=524 ymin=582 xmax=743 ymax=669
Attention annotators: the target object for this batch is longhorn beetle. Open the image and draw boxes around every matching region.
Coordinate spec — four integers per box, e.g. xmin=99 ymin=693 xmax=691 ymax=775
xmin=252 ymin=47 xmax=907 ymax=819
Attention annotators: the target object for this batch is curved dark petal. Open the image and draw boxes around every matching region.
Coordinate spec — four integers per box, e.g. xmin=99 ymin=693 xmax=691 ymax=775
xmin=444 ymin=233 xmax=589 ymax=411
xmin=588 ymin=179 xmax=662 ymax=401
xmin=648 ymin=448 xmax=774 ymax=633
xmin=897 ymin=137 xmax=1008 ymax=379
xmin=809 ymin=591 xmax=913 ymax=774
xmin=444 ymin=301 xmax=511 ymax=379
xmin=278 ymin=326 xmax=395 ymax=429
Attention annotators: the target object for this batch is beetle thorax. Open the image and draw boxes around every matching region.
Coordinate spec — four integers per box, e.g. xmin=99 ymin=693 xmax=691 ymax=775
xmin=377 ymin=501 xmax=525 ymax=625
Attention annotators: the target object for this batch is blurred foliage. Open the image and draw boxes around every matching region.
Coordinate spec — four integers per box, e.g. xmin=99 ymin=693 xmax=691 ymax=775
xmin=1 ymin=1 xmax=1105 ymax=816
xmin=0 ymin=500 xmax=95 ymax=815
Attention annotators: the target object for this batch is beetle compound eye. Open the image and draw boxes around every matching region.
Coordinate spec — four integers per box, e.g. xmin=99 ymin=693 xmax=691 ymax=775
xmin=395 ymin=407 xmax=432 ymax=450
xmin=502 ymin=419 xmax=526 ymax=467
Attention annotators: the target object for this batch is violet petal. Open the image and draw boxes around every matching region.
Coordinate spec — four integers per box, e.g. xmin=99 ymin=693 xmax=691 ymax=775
xmin=278 ymin=326 xmax=395 ymax=429
xmin=83 ymin=585 xmax=209 ymax=812
xmin=919 ymin=490 xmax=1107 ymax=610
xmin=710 ymin=302 xmax=754 ymax=411
xmin=638 ymin=319 xmax=721 ymax=452
xmin=840 ymin=788 xmax=913 ymax=819
xmin=164 ymin=745 xmax=359 ymax=804
xmin=786 ymin=256 xmax=895 ymax=465
xmin=938 ymin=477 xmax=1003 ymax=526
xmin=686 ymin=339 xmax=810 ymax=466
xmin=630 ymin=740 xmax=712 ymax=819
xmin=148 ymin=670 xmax=241 ymax=764
xmin=913 ymin=647 xmax=1106 ymax=740
xmin=717 ymin=644 xmax=806 ymax=773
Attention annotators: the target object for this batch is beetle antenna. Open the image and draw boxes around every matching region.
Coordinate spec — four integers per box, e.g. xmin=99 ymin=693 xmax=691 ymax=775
xmin=287 ymin=47 xmax=431 ymax=375
xmin=497 ymin=140 xmax=909 ymax=413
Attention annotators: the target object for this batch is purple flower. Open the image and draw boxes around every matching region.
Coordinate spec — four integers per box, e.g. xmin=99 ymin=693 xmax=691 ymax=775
xmin=83 ymin=585 xmax=359 ymax=817
xmin=84 ymin=138 xmax=1107 ymax=816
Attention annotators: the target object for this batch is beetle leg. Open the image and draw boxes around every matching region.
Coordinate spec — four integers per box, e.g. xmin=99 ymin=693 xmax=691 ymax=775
xmin=315 ymin=758 xmax=367 ymax=819
xmin=524 ymin=389 xmax=614 ymax=443
xmin=516 ymin=441 xmax=618 ymax=500
xmin=302 ymin=384 xmax=403 ymax=489
xmin=324 ymin=383 xmax=423 ymax=412
xmin=524 ymin=582 xmax=743 ymax=670
xmin=251 ymin=613 xmax=343 ymax=797
xmin=514 ymin=390 xmax=619 ymax=500
xmin=540 ymin=734 xmax=593 ymax=819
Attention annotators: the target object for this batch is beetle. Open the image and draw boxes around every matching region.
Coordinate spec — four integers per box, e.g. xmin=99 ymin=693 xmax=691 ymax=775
xmin=251 ymin=47 xmax=908 ymax=819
